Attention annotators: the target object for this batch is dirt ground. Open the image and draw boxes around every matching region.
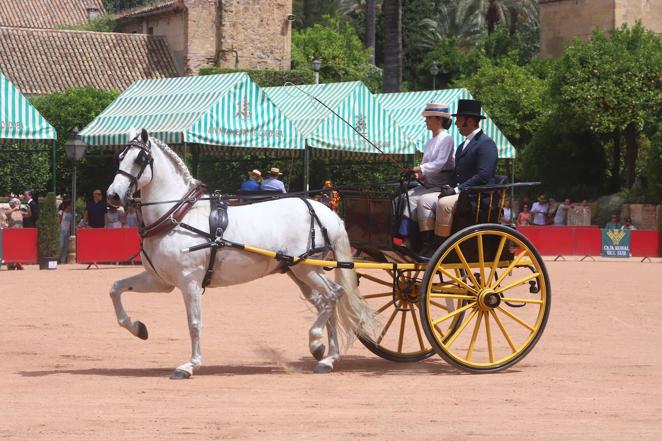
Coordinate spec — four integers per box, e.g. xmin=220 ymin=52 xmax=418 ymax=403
xmin=1 ymin=258 xmax=661 ymax=440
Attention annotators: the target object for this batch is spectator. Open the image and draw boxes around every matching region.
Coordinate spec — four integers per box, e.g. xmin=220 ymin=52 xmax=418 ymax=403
xmin=59 ymin=198 xmax=74 ymax=264
xmin=517 ymin=203 xmax=531 ymax=226
xmin=530 ymin=194 xmax=550 ymax=226
xmin=106 ymin=205 xmax=125 ymax=228
xmin=124 ymin=205 xmax=140 ymax=228
xmin=84 ymin=189 xmax=106 ymax=228
xmin=240 ymin=169 xmax=262 ymax=191
xmin=605 ymin=213 xmax=622 ymax=229
xmin=621 ymin=217 xmax=637 ymax=230
xmin=500 ymin=200 xmax=513 ymax=225
xmin=553 ymin=198 xmax=573 ymax=226
xmin=261 ymin=167 xmax=286 ymax=193
xmin=319 ymin=180 xmax=341 ymax=211
xmin=21 ymin=190 xmax=38 ymax=228
xmin=5 ymin=198 xmax=27 ymax=269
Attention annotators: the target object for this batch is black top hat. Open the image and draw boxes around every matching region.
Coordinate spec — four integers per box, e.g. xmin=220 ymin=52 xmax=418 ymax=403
xmin=452 ymin=99 xmax=486 ymax=119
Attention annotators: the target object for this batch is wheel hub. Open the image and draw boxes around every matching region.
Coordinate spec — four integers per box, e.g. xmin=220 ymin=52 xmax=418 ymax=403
xmin=478 ymin=289 xmax=501 ymax=310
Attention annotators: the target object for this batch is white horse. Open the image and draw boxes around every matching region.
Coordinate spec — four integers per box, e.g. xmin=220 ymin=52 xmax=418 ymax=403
xmin=106 ymin=129 xmax=377 ymax=379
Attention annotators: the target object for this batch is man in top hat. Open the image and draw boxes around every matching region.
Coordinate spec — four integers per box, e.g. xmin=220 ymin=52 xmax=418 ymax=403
xmin=260 ymin=167 xmax=287 ymax=193
xmin=434 ymin=99 xmax=498 ymax=239
xmin=240 ymin=169 xmax=262 ymax=191
xmin=401 ymin=103 xmax=456 ymax=251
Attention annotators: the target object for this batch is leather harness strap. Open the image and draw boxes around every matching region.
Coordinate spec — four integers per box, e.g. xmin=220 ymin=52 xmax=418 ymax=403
xmin=140 ymin=183 xmax=208 ymax=239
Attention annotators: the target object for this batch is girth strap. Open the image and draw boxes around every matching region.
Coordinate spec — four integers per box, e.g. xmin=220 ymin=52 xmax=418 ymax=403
xmin=202 ymin=193 xmax=229 ymax=288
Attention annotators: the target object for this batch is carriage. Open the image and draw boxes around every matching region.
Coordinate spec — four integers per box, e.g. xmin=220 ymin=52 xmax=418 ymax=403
xmin=108 ymin=130 xmax=550 ymax=378
xmin=341 ymin=177 xmax=550 ymax=373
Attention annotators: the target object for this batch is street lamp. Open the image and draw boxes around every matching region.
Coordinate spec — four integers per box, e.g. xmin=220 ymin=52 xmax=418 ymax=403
xmin=311 ymin=57 xmax=321 ymax=84
xmin=429 ymin=61 xmax=440 ymax=90
xmin=64 ymin=127 xmax=87 ymax=236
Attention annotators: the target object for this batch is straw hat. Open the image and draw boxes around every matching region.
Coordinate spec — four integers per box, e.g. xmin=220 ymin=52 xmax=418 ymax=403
xmin=249 ymin=169 xmax=262 ymax=178
xmin=269 ymin=167 xmax=282 ymax=176
xmin=421 ymin=103 xmax=451 ymax=119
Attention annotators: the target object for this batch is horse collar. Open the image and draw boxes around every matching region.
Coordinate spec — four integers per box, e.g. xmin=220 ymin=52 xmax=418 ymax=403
xmin=141 ymin=183 xmax=208 ymax=239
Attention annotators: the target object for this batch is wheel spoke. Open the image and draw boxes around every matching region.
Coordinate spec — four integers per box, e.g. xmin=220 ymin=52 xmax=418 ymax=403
xmin=477 ymin=233 xmax=486 ymax=289
xmin=376 ymin=308 xmax=398 ymax=344
xmin=398 ymin=309 xmax=407 ymax=352
xmin=496 ymin=306 xmax=535 ymax=332
xmin=376 ymin=300 xmax=395 ymax=314
xmin=452 ymin=243 xmax=481 ymax=288
xmin=437 ymin=267 xmax=478 ymax=294
xmin=445 ymin=307 xmax=479 ymax=349
xmin=486 ymin=235 xmax=507 ymax=287
xmin=363 ymin=291 xmax=394 ymax=299
xmin=500 ymin=297 xmax=543 ymax=305
xmin=431 ymin=301 xmax=476 ymax=326
xmin=493 ymin=251 xmax=528 ymax=288
xmin=485 ymin=311 xmax=494 ymax=363
xmin=490 ymin=309 xmax=516 ymax=352
xmin=494 ymin=272 xmax=540 ymax=294
xmin=410 ymin=307 xmax=427 ymax=351
xmin=357 ymin=272 xmax=393 ymax=287
xmin=466 ymin=310 xmax=483 ymax=361
xmin=430 ymin=293 xmax=475 ymax=301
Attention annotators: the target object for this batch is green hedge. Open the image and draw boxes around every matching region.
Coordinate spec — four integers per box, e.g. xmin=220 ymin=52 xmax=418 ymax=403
xmin=198 ymin=67 xmax=313 ymax=87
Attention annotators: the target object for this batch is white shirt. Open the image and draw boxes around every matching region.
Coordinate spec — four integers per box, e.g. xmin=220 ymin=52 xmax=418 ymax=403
xmin=459 ymin=128 xmax=481 ymax=152
xmin=419 ymin=131 xmax=455 ymax=187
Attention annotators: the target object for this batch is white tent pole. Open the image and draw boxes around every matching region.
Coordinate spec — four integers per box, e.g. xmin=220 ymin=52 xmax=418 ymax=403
xmin=304 ymin=143 xmax=310 ymax=192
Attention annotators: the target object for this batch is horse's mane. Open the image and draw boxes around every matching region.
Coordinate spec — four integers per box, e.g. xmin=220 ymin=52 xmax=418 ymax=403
xmin=151 ymin=137 xmax=193 ymax=183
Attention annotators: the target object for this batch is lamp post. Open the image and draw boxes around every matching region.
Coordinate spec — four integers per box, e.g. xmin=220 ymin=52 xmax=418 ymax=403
xmin=311 ymin=57 xmax=321 ymax=84
xmin=429 ymin=61 xmax=440 ymax=90
xmin=64 ymin=127 xmax=87 ymax=236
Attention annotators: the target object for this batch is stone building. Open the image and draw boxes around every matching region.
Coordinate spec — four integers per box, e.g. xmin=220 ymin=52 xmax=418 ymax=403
xmin=540 ymin=0 xmax=662 ymax=57
xmin=114 ymin=0 xmax=294 ymax=75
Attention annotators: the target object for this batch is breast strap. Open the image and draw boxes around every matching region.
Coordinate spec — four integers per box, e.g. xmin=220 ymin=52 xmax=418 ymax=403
xmin=140 ymin=183 xmax=208 ymax=239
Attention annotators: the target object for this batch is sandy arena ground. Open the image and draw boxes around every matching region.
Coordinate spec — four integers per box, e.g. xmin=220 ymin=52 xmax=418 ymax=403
xmin=1 ymin=258 xmax=661 ymax=440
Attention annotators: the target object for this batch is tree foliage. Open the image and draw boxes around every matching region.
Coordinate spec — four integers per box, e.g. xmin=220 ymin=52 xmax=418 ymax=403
xmin=199 ymin=67 xmax=313 ymax=87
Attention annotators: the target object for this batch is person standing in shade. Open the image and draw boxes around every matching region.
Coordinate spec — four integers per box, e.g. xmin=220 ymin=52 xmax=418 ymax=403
xmin=605 ymin=214 xmax=622 ymax=229
xmin=124 ymin=205 xmax=140 ymax=228
xmin=59 ymin=197 xmax=74 ymax=264
xmin=621 ymin=217 xmax=637 ymax=230
xmin=530 ymin=194 xmax=550 ymax=226
xmin=553 ymin=198 xmax=572 ymax=226
xmin=434 ymin=99 xmax=498 ymax=240
xmin=83 ymin=189 xmax=106 ymax=228
xmin=21 ymin=190 xmax=38 ymax=228
xmin=260 ymin=167 xmax=286 ymax=193
xmin=240 ymin=169 xmax=262 ymax=191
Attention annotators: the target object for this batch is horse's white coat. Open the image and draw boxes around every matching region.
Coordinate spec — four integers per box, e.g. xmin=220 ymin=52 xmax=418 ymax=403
xmin=107 ymin=130 xmax=377 ymax=377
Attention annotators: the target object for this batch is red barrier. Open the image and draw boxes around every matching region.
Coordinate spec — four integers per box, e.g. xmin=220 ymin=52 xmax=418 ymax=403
xmin=76 ymin=228 xmax=141 ymax=264
xmin=517 ymin=226 xmax=661 ymax=257
xmin=1 ymin=228 xmax=38 ymax=264
xmin=630 ymin=230 xmax=662 ymax=257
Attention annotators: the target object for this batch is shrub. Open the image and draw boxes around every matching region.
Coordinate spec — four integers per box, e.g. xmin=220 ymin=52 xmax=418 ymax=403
xmin=36 ymin=192 xmax=60 ymax=258
xmin=198 ymin=67 xmax=313 ymax=87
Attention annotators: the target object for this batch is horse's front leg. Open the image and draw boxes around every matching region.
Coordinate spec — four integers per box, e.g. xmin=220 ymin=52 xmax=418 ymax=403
xmin=110 ymin=271 xmax=174 ymax=339
xmin=170 ymin=280 xmax=204 ymax=380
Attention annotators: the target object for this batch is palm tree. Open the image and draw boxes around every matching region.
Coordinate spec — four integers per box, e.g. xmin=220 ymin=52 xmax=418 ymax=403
xmin=382 ymin=0 xmax=402 ymax=92
xmin=457 ymin=0 xmax=539 ymax=35
xmin=338 ymin=0 xmax=381 ymax=64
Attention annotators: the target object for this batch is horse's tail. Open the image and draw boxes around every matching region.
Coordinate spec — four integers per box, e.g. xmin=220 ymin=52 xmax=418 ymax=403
xmin=332 ymin=221 xmax=379 ymax=350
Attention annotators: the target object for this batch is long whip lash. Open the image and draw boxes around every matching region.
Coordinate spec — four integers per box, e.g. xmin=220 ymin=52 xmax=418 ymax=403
xmin=282 ymin=82 xmax=410 ymax=170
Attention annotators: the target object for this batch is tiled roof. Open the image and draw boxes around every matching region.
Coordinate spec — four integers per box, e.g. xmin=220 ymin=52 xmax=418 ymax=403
xmin=0 ymin=27 xmax=179 ymax=95
xmin=0 ymin=0 xmax=106 ymax=29
xmin=113 ymin=1 xmax=183 ymax=21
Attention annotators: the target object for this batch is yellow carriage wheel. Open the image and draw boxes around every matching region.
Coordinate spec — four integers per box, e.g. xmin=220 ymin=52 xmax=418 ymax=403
xmin=419 ymin=224 xmax=551 ymax=373
xmin=356 ymin=263 xmax=465 ymax=362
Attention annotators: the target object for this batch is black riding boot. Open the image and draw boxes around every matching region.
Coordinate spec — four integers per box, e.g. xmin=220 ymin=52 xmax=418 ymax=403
xmin=417 ymin=230 xmax=437 ymax=257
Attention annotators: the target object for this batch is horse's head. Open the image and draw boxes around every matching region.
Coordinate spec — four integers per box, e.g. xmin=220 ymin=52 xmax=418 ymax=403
xmin=107 ymin=128 xmax=154 ymax=207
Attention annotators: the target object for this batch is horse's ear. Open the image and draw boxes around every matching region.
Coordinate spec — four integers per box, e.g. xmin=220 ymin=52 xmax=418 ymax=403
xmin=141 ymin=129 xmax=149 ymax=143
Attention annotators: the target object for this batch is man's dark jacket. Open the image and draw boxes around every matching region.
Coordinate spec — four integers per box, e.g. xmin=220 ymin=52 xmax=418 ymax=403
xmin=454 ymin=130 xmax=498 ymax=191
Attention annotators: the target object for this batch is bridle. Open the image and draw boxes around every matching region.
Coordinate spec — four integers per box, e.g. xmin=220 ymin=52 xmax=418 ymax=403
xmin=115 ymin=135 xmax=154 ymax=200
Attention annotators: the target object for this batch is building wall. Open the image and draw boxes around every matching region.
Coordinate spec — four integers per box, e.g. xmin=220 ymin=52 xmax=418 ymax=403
xmin=117 ymin=11 xmax=188 ymax=75
xmin=218 ymin=0 xmax=292 ymax=70
xmin=540 ymin=0 xmax=662 ymax=57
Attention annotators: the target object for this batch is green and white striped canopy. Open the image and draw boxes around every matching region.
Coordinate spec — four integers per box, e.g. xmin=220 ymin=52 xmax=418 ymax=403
xmin=264 ymin=82 xmax=416 ymax=155
xmin=377 ymin=89 xmax=516 ymax=158
xmin=1 ymin=70 xmax=56 ymax=141
xmin=80 ymin=73 xmax=305 ymax=150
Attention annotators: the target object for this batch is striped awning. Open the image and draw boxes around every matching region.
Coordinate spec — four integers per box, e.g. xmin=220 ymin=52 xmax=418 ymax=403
xmin=80 ymin=72 xmax=305 ymax=150
xmin=264 ymin=82 xmax=417 ymax=155
xmin=376 ymin=89 xmax=516 ymax=158
xmin=0 ymin=70 xmax=56 ymax=141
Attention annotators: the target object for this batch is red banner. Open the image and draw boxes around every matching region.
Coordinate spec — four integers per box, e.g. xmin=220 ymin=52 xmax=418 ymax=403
xmin=76 ymin=228 xmax=141 ymax=264
xmin=1 ymin=228 xmax=38 ymax=264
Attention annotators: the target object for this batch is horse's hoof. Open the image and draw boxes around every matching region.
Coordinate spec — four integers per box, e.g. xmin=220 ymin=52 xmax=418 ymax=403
xmin=170 ymin=369 xmax=191 ymax=380
xmin=313 ymin=363 xmax=333 ymax=374
xmin=136 ymin=321 xmax=149 ymax=340
xmin=311 ymin=343 xmax=325 ymax=361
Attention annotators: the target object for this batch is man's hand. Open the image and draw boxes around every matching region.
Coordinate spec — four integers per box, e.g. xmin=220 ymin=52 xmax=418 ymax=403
xmin=438 ymin=185 xmax=456 ymax=198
